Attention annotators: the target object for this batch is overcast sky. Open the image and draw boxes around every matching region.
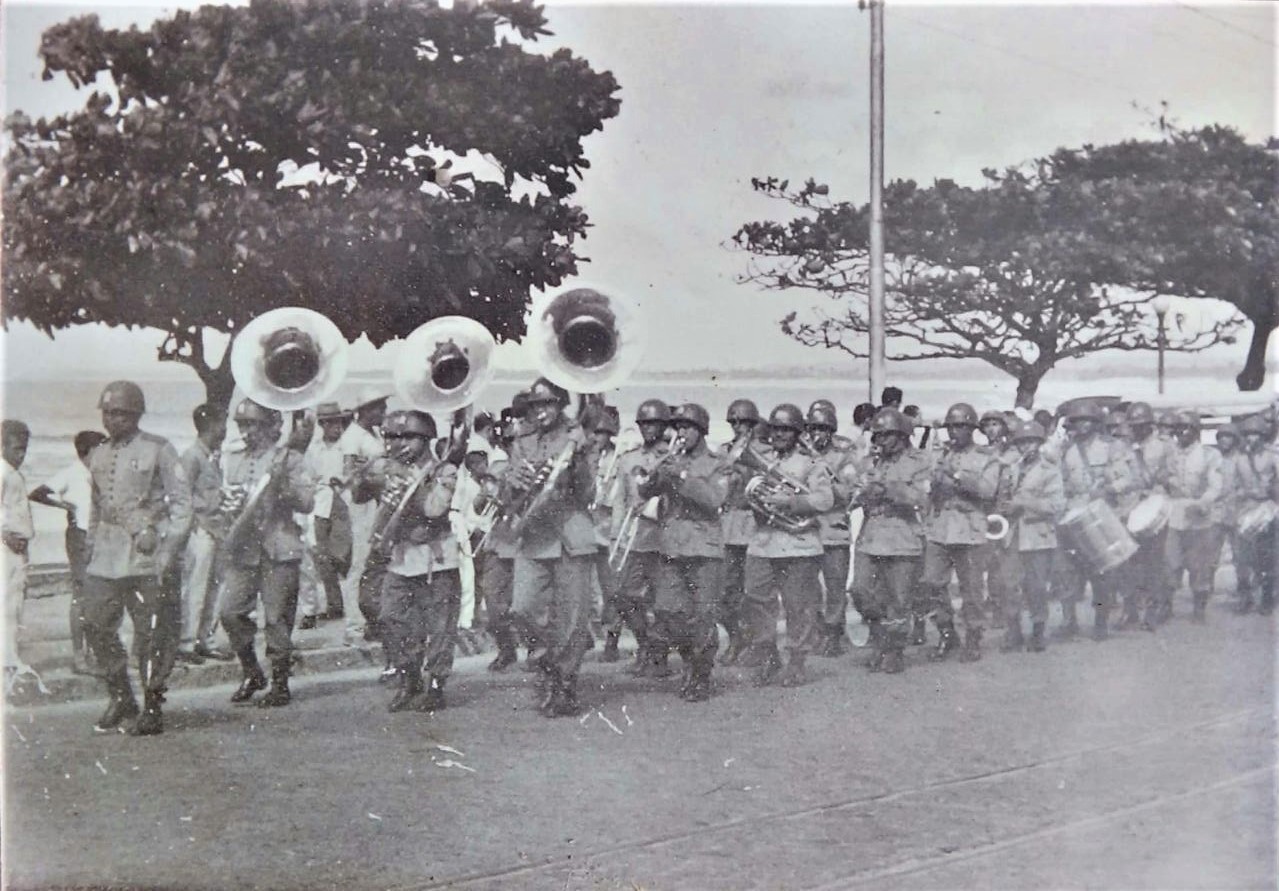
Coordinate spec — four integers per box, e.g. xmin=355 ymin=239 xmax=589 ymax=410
xmin=2 ymin=0 xmax=1275 ymax=381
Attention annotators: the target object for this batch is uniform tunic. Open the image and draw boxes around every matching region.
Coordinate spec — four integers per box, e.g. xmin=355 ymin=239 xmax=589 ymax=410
xmin=1164 ymin=440 xmax=1225 ymax=598
xmin=1228 ymin=448 xmax=1278 ymax=605
xmin=811 ymin=444 xmax=858 ymax=632
xmin=1123 ymin=432 xmax=1174 ymax=620
xmin=1056 ymin=436 xmax=1141 ymax=610
xmin=717 ymin=438 xmax=758 ymax=645
xmin=999 ymin=452 xmax=1065 ymax=624
xmin=82 ymin=429 xmax=193 ymax=693
xmin=923 ymin=443 xmax=1001 ymax=632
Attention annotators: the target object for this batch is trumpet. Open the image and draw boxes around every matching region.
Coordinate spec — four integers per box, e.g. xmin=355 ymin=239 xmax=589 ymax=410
xmin=368 ymin=460 xmax=450 ymax=558
xmin=493 ymin=437 xmax=582 ymax=542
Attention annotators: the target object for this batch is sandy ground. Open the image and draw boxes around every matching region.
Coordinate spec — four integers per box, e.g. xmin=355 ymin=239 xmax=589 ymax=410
xmin=3 ymin=595 xmax=1274 ymax=891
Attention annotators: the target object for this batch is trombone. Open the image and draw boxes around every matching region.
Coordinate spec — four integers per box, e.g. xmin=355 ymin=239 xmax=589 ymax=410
xmin=609 ymin=434 xmax=689 ymax=573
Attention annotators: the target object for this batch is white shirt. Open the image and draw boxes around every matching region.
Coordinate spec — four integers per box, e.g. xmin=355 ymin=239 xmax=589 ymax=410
xmin=3 ymin=460 xmax=34 ymax=540
xmin=339 ymin=423 xmax=384 ymax=526
xmin=43 ymin=460 xmax=93 ymax=531
xmin=303 ymin=438 xmax=346 ymax=520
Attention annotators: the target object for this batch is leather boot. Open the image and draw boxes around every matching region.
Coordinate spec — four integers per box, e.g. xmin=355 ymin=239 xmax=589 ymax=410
xmin=777 ymin=652 xmax=807 ymax=687
xmin=551 ymin=674 xmax=581 ymax=717
xmin=929 ymin=622 xmax=959 ymax=661
xmin=259 ymin=662 xmax=292 ymax=707
xmin=1028 ymin=622 xmax=1047 ymax=652
xmin=600 ymin=631 xmax=621 ymax=663
xmin=95 ymin=674 xmax=139 ymax=732
xmin=958 ymin=628 xmax=983 ymax=663
xmin=881 ymin=628 xmax=907 ymax=674
xmin=1191 ymin=593 xmax=1208 ymax=624
xmin=388 ymin=667 xmax=423 ymax=712
xmin=735 ymin=641 xmax=769 ymax=669
xmin=1000 ymin=623 xmax=1025 ymax=653
xmin=418 ymin=676 xmax=446 ymax=712
xmin=909 ymin=616 xmax=928 ymax=646
xmin=1091 ymin=607 xmax=1110 ymax=642
xmin=230 ymin=651 xmax=268 ymax=704
xmin=127 ymin=690 xmax=164 ymax=736
xmin=751 ymin=647 xmax=783 ymax=687
xmin=1052 ymin=603 xmax=1080 ymax=641
xmin=865 ymin=622 xmax=885 ymax=672
xmin=682 ymin=657 xmax=713 ymax=702
xmin=648 ymin=646 xmax=674 ymax=679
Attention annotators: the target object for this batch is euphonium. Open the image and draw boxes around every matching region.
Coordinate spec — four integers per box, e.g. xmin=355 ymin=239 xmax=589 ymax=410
xmin=726 ymin=434 xmax=818 ymax=534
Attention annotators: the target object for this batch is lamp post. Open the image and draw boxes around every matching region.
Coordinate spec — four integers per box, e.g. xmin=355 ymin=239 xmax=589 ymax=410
xmin=1152 ymin=294 xmax=1172 ymax=395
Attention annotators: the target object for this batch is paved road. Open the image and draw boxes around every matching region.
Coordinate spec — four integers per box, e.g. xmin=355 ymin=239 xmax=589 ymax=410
xmin=5 ymin=603 xmax=1275 ymax=890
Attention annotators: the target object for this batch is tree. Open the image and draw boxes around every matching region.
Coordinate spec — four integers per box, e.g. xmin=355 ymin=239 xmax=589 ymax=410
xmin=731 ymin=156 xmax=1244 ymax=409
xmin=1039 ymin=125 xmax=1277 ymax=391
xmin=3 ymin=0 xmax=621 ymax=408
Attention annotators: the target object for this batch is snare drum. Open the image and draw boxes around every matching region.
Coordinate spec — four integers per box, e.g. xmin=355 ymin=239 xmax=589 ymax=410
xmin=1126 ymin=493 xmax=1170 ymax=539
xmin=1059 ymin=499 xmax=1138 ymax=575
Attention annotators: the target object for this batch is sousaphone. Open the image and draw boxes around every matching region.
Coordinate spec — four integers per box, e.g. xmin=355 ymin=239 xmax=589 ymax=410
xmin=527 ymin=282 xmax=647 ymax=394
xmin=393 ymin=315 xmax=497 ymax=413
xmin=230 ymin=307 xmax=350 ymax=411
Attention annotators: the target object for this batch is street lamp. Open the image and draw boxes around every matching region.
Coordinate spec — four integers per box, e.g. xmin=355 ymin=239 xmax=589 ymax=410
xmin=1152 ymin=294 xmax=1173 ymax=395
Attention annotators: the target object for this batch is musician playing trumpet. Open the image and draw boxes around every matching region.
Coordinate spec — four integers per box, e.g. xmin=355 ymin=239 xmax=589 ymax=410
xmin=636 ymin=403 xmax=730 ymax=702
xmin=219 ymin=399 xmax=314 ymax=708
xmin=847 ymin=408 xmax=930 ymax=674
xmin=994 ymin=421 xmax=1065 ymax=653
xmin=741 ymin=404 xmax=834 ymax=688
xmin=355 ymin=410 xmax=460 ymax=712
xmin=612 ymin=399 xmax=672 ymax=677
xmin=501 ymin=377 xmax=599 ymax=718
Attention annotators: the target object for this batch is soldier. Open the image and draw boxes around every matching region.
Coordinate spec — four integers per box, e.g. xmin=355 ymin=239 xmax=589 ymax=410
xmin=586 ymin=407 xmax=623 ymax=661
xmin=1214 ymin=424 xmax=1246 ymax=612
xmin=612 ymin=399 xmax=671 ymax=676
xmin=638 ymin=403 xmax=730 ymax=701
xmin=995 ymin=421 xmax=1065 ymax=652
xmin=1119 ymin=401 xmax=1173 ymax=629
xmin=741 ymin=404 xmax=835 ymax=687
xmin=1230 ymin=415 xmax=1278 ymax=615
xmin=979 ymin=409 xmax=1017 ymax=628
xmin=82 ymin=381 xmax=192 ymax=735
xmin=338 ymin=389 xmax=389 ymax=645
xmin=808 ymin=399 xmax=855 ymax=452
xmin=804 ymin=403 xmax=859 ymax=657
xmin=218 ymin=400 xmax=314 ymax=708
xmin=719 ymin=399 xmax=761 ymax=664
xmin=358 ymin=411 xmax=460 ymax=712
xmin=848 ymin=409 xmax=930 ymax=674
xmin=922 ymin=403 xmax=1001 ymax=662
xmin=501 ymin=377 xmax=599 ymax=717
xmin=1164 ymin=410 xmax=1225 ymax=623
xmin=1055 ymin=400 xmax=1141 ymax=641
xmin=479 ymin=392 xmax=531 ymax=673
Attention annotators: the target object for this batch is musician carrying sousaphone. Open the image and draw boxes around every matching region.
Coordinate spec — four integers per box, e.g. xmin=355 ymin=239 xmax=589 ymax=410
xmin=218 ymin=399 xmax=315 ymax=708
xmin=1054 ymin=399 xmax=1142 ymax=642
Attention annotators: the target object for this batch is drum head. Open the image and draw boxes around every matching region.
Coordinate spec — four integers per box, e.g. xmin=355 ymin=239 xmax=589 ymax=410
xmin=1126 ymin=493 xmax=1169 ymax=538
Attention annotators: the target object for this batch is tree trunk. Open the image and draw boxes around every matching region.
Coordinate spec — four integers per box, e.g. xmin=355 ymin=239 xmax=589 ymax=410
xmin=1014 ymin=374 xmax=1041 ymax=410
xmin=198 ymin=364 xmax=236 ymax=413
xmin=1235 ymin=319 xmax=1274 ymax=392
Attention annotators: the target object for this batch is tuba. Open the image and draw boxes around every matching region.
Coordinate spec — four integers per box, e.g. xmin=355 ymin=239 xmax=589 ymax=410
xmin=392 ymin=315 xmax=496 ymax=414
xmin=230 ymin=307 xmax=349 ymax=411
xmin=725 ymin=434 xmax=819 ymax=534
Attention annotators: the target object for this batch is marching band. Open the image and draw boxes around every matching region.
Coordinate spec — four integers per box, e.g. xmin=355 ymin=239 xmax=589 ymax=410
xmin=6 ymin=287 xmax=1277 ymax=737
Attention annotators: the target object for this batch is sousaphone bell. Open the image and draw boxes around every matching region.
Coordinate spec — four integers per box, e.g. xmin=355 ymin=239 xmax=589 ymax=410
xmin=230 ymin=307 xmax=350 ymax=411
xmin=528 ymin=283 xmax=647 ymax=394
xmin=393 ymin=315 xmax=497 ymax=413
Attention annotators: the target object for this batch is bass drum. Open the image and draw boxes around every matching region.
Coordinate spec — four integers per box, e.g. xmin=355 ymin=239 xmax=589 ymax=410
xmin=1059 ymin=499 xmax=1137 ymax=575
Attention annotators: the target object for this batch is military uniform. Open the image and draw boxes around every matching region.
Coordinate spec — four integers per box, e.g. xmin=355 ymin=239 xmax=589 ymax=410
xmin=981 ymin=442 xmax=1021 ymax=626
xmin=922 ymin=442 xmax=1001 ymax=657
xmin=810 ymin=443 xmax=858 ymax=653
xmin=611 ymin=439 xmax=669 ymax=663
xmin=1228 ymin=441 xmax=1278 ymax=614
xmin=180 ymin=440 xmax=223 ymax=655
xmin=373 ymin=453 xmax=460 ymax=709
xmin=217 ymin=441 xmax=313 ymax=692
xmin=83 ymin=428 xmax=192 ymax=714
xmin=997 ymin=445 xmax=1065 ymax=649
xmin=1164 ymin=438 xmax=1225 ymax=620
xmin=848 ymin=442 xmax=930 ymax=671
xmin=640 ymin=435 xmax=730 ymax=700
xmin=1055 ymin=435 xmax=1142 ymax=637
xmin=719 ymin=445 xmax=757 ymax=659
xmin=476 ymin=458 xmax=520 ymax=670
xmin=1121 ymin=428 xmax=1173 ymax=626
xmin=503 ymin=411 xmax=598 ymax=715
xmin=742 ymin=442 xmax=835 ymax=681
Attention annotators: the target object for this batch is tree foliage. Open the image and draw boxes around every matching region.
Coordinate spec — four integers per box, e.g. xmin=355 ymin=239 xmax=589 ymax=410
xmin=731 ymin=128 xmax=1254 ymax=408
xmin=3 ymin=0 xmax=621 ymax=406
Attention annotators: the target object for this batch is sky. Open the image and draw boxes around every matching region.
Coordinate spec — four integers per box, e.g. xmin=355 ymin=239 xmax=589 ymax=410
xmin=1 ymin=0 xmax=1275 ymax=386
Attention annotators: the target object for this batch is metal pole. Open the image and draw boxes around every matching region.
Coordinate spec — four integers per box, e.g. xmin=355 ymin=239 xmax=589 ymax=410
xmin=1157 ymin=315 xmax=1167 ymax=395
xmin=868 ymin=0 xmax=887 ymax=404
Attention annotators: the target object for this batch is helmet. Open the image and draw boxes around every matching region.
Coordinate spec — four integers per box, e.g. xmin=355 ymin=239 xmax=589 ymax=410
xmin=1062 ymin=400 xmax=1103 ymax=422
xmin=1157 ymin=409 xmax=1179 ymax=428
xmin=1126 ymin=401 xmax=1156 ymax=426
xmin=670 ymin=403 xmax=710 ymax=434
xmin=1170 ymin=409 xmax=1200 ymax=430
xmin=383 ymin=410 xmax=436 ymax=439
xmin=870 ymin=408 xmax=913 ymax=437
xmin=525 ymin=377 xmax=568 ymax=407
xmin=1216 ymin=423 xmax=1240 ymax=441
xmin=809 ymin=399 xmax=838 ymax=416
xmin=233 ymin=399 xmax=280 ymax=425
xmin=980 ymin=410 xmax=1008 ymax=428
xmin=768 ymin=403 xmax=805 ymax=431
xmin=943 ymin=402 xmax=979 ymax=428
xmin=1240 ymin=414 xmax=1271 ymax=436
xmin=1012 ymin=420 xmax=1047 ymax=442
xmin=806 ymin=405 xmax=838 ymax=431
xmin=635 ymin=399 xmax=671 ymax=424
xmin=726 ymin=399 xmax=760 ymax=424
xmin=98 ymin=380 xmax=146 ymax=414
xmin=593 ymin=406 xmax=620 ymax=436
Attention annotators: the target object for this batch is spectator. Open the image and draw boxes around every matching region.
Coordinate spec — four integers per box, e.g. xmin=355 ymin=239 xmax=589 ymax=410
xmin=3 ymin=420 xmax=34 ymax=677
